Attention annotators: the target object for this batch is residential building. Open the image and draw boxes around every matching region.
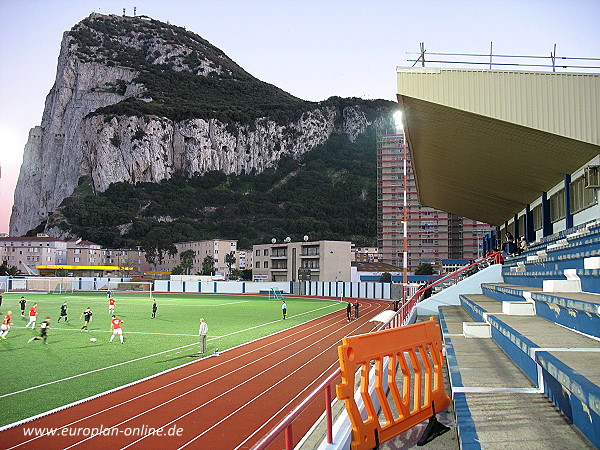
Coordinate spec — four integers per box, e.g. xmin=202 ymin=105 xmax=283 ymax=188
xmin=66 ymin=239 xmax=103 ymax=265
xmin=252 ymin=240 xmax=352 ymax=282
xmin=377 ymin=133 xmax=492 ymax=273
xmin=158 ymin=240 xmax=238 ymax=276
xmin=236 ymin=249 xmax=253 ymax=271
xmin=103 ymin=247 xmax=150 ymax=275
xmin=0 ymin=235 xmax=67 ymax=275
xmin=352 ymin=246 xmax=379 ymax=263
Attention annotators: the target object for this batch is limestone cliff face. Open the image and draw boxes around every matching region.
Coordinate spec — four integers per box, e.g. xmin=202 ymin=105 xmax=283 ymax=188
xmin=10 ymin=28 xmax=144 ymax=236
xmin=10 ymin=14 xmax=394 ymax=236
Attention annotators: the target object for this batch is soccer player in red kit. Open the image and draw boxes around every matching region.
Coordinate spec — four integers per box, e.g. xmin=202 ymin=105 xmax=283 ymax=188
xmin=109 ymin=315 xmax=124 ymax=343
xmin=26 ymin=303 xmax=38 ymax=329
xmin=108 ymin=297 xmax=115 ymax=314
xmin=1 ymin=311 xmax=13 ymax=339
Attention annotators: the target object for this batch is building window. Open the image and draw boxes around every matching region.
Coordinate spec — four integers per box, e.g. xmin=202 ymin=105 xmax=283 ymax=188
xmin=74 ymin=257 xmax=80 ymax=262
xmin=272 ymin=260 xmax=287 ymax=269
xmin=263 ymin=261 xmax=269 ymax=268
xmin=549 ymin=189 xmax=565 ymax=222
xmin=263 ymin=249 xmax=269 ymax=256
xmin=272 ymin=248 xmax=287 ymax=257
xmin=255 ymin=262 xmax=260 ymax=268
xmin=532 ymin=204 xmax=542 ymax=231
xmin=570 ymin=176 xmax=597 ymax=214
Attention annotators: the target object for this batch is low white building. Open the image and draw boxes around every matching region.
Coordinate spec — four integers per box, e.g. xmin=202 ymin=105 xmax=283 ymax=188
xmin=252 ymin=239 xmax=352 ymax=282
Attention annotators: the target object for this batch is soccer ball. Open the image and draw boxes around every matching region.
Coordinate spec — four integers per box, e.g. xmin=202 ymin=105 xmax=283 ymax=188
xmin=89 ymin=338 xmax=97 ymax=342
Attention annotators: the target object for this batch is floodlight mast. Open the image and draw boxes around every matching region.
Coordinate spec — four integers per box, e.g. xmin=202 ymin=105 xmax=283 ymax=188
xmin=402 ymin=136 xmax=408 ymax=304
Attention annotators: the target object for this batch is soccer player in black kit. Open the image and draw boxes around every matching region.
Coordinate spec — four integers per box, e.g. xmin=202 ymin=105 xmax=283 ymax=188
xmin=80 ymin=307 xmax=93 ymax=331
xmin=28 ymin=317 xmax=51 ymax=344
xmin=58 ymin=302 xmax=68 ymax=322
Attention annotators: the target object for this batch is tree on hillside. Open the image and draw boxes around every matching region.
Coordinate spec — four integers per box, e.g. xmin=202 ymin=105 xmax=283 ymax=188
xmin=142 ymin=229 xmax=177 ymax=267
xmin=201 ymin=255 xmax=215 ymax=275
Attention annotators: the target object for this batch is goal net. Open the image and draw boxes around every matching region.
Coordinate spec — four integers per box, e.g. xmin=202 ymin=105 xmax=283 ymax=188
xmin=8 ymin=277 xmax=73 ymax=293
xmin=269 ymin=288 xmax=284 ymax=301
xmin=106 ymin=281 xmax=153 ymax=297
xmin=52 ymin=281 xmax=74 ymax=294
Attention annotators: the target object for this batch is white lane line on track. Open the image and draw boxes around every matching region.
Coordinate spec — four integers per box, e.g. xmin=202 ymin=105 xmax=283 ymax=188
xmin=1 ymin=303 xmax=341 ymax=402
xmin=64 ymin=313 xmax=356 ymax=450
xmin=4 ymin=303 xmax=363 ymax=449
xmin=212 ymin=306 xmax=385 ymax=450
xmin=121 ymin=310 xmax=380 ymax=450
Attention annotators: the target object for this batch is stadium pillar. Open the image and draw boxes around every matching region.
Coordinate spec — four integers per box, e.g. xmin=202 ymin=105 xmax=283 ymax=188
xmin=514 ymin=214 xmax=519 ymax=241
xmin=542 ymin=192 xmax=552 ymax=237
xmin=564 ymin=174 xmax=573 ymax=229
xmin=525 ymin=204 xmax=534 ymax=243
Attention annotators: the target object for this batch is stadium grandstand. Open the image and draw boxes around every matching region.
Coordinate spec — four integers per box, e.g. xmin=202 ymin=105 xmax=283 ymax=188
xmin=387 ymin=64 xmax=600 ymax=448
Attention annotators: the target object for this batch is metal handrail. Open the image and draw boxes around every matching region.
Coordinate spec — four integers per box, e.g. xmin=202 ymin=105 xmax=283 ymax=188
xmin=251 ymin=252 xmax=502 ymax=449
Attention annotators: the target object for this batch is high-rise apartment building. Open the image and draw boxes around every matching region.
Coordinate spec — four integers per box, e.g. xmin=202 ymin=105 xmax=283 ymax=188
xmin=377 ymin=134 xmax=492 ymax=273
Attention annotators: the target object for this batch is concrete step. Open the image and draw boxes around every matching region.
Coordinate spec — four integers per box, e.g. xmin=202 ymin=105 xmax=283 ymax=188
xmin=439 ymin=305 xmax=596 ymax=449
xmin=480 ymin=283 xmax=600 ymax=338
xmin=458 ymin=295 xmax=600 ymax=447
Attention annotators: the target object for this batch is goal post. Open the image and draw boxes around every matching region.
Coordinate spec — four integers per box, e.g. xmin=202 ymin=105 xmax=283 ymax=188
xmin=52 ymin=280 xmax=74 ymax=294
xmin=269 ymin=288 xmax=284 ymax=301
xmin=7 ymin=277 xmax=73 ymax=293
xmin=106 ymin=281 xmax=153 ymax=298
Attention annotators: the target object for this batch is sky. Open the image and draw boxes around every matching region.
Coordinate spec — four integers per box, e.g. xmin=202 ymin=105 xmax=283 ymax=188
xmin=0 ymin=0 xmax=599 ymax=235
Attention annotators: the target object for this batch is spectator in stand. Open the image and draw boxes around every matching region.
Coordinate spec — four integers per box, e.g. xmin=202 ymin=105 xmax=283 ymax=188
xmin=519 ymin=236 xmax=528 ymax=254
xmin=491 ymin=247 xmax=505 ymax=265
xmin=504 ymin=232 xmax=515 ymax=256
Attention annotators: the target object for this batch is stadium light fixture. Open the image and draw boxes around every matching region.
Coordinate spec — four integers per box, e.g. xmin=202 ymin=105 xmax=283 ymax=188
xmin=393 ymin=110 xmax=404 ymax=132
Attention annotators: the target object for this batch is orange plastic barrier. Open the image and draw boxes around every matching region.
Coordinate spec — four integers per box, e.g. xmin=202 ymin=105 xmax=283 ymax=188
xmin=336 ymin=317 xmax=450 ymax=450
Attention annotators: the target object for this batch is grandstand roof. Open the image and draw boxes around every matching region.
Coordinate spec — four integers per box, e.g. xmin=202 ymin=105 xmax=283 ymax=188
xmin=396 ymin=68 xmax=600 ymax=226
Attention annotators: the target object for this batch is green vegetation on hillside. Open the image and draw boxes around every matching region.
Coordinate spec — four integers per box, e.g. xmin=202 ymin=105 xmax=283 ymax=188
xmin=47 ymin=130 xmax=379 ymax=249
xmin=70 ymin=14 xmax=315 ymax=123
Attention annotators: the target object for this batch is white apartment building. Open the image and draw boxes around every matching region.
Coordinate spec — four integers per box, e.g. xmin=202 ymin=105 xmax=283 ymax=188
xmin=66 ymin=239 xmax=103 ymax=265
xmin=158 ymin=239 xmax=238 ymax=276
xmin=103 ymin=247 xmax=150 ymax=274
xmin=236 ymin=249 xmax=253 ymax=271
xmin=252 ymin=240 xmax=352 ymax=282
xmin=0 ymin=235 xmax=67 ymax=275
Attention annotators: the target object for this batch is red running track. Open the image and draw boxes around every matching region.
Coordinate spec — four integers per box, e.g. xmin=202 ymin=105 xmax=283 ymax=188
xmin=2 ymin=299 xmax=391 ymax=449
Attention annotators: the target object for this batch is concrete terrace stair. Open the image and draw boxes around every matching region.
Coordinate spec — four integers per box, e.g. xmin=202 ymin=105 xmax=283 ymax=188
xmin=439 ymin=306 xmax=594 ymax=449
xmin=456 ymin=293 xmax=600 ymax=448
xmin=481 ymin=283 xmax=600 ymax=339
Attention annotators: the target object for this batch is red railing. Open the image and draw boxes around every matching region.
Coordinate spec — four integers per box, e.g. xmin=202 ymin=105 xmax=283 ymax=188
xmin=251 ymin=252 xmax=502 ymax=450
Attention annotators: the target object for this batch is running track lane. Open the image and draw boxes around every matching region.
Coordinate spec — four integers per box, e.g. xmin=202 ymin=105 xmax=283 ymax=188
xmin=2 ymin=299 xmax=390 ymax=449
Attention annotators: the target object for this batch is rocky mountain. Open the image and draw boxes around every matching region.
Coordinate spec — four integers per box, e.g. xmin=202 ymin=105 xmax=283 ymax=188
xmin=10 ymin=13 xmax=396 ymax=243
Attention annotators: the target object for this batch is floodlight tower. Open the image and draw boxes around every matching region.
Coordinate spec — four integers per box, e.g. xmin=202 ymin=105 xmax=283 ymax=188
xmin=394 ymin=111 xmax=409 ymax=304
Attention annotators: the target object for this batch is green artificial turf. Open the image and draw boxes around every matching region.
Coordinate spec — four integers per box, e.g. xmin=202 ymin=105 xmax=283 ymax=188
xmin=0 ymin=291 xmax=344 ymax=427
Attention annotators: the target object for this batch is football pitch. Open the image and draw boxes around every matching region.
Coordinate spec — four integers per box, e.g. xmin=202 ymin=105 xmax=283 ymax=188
xmin=0 ymin=291 xmax=345 ymax=427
